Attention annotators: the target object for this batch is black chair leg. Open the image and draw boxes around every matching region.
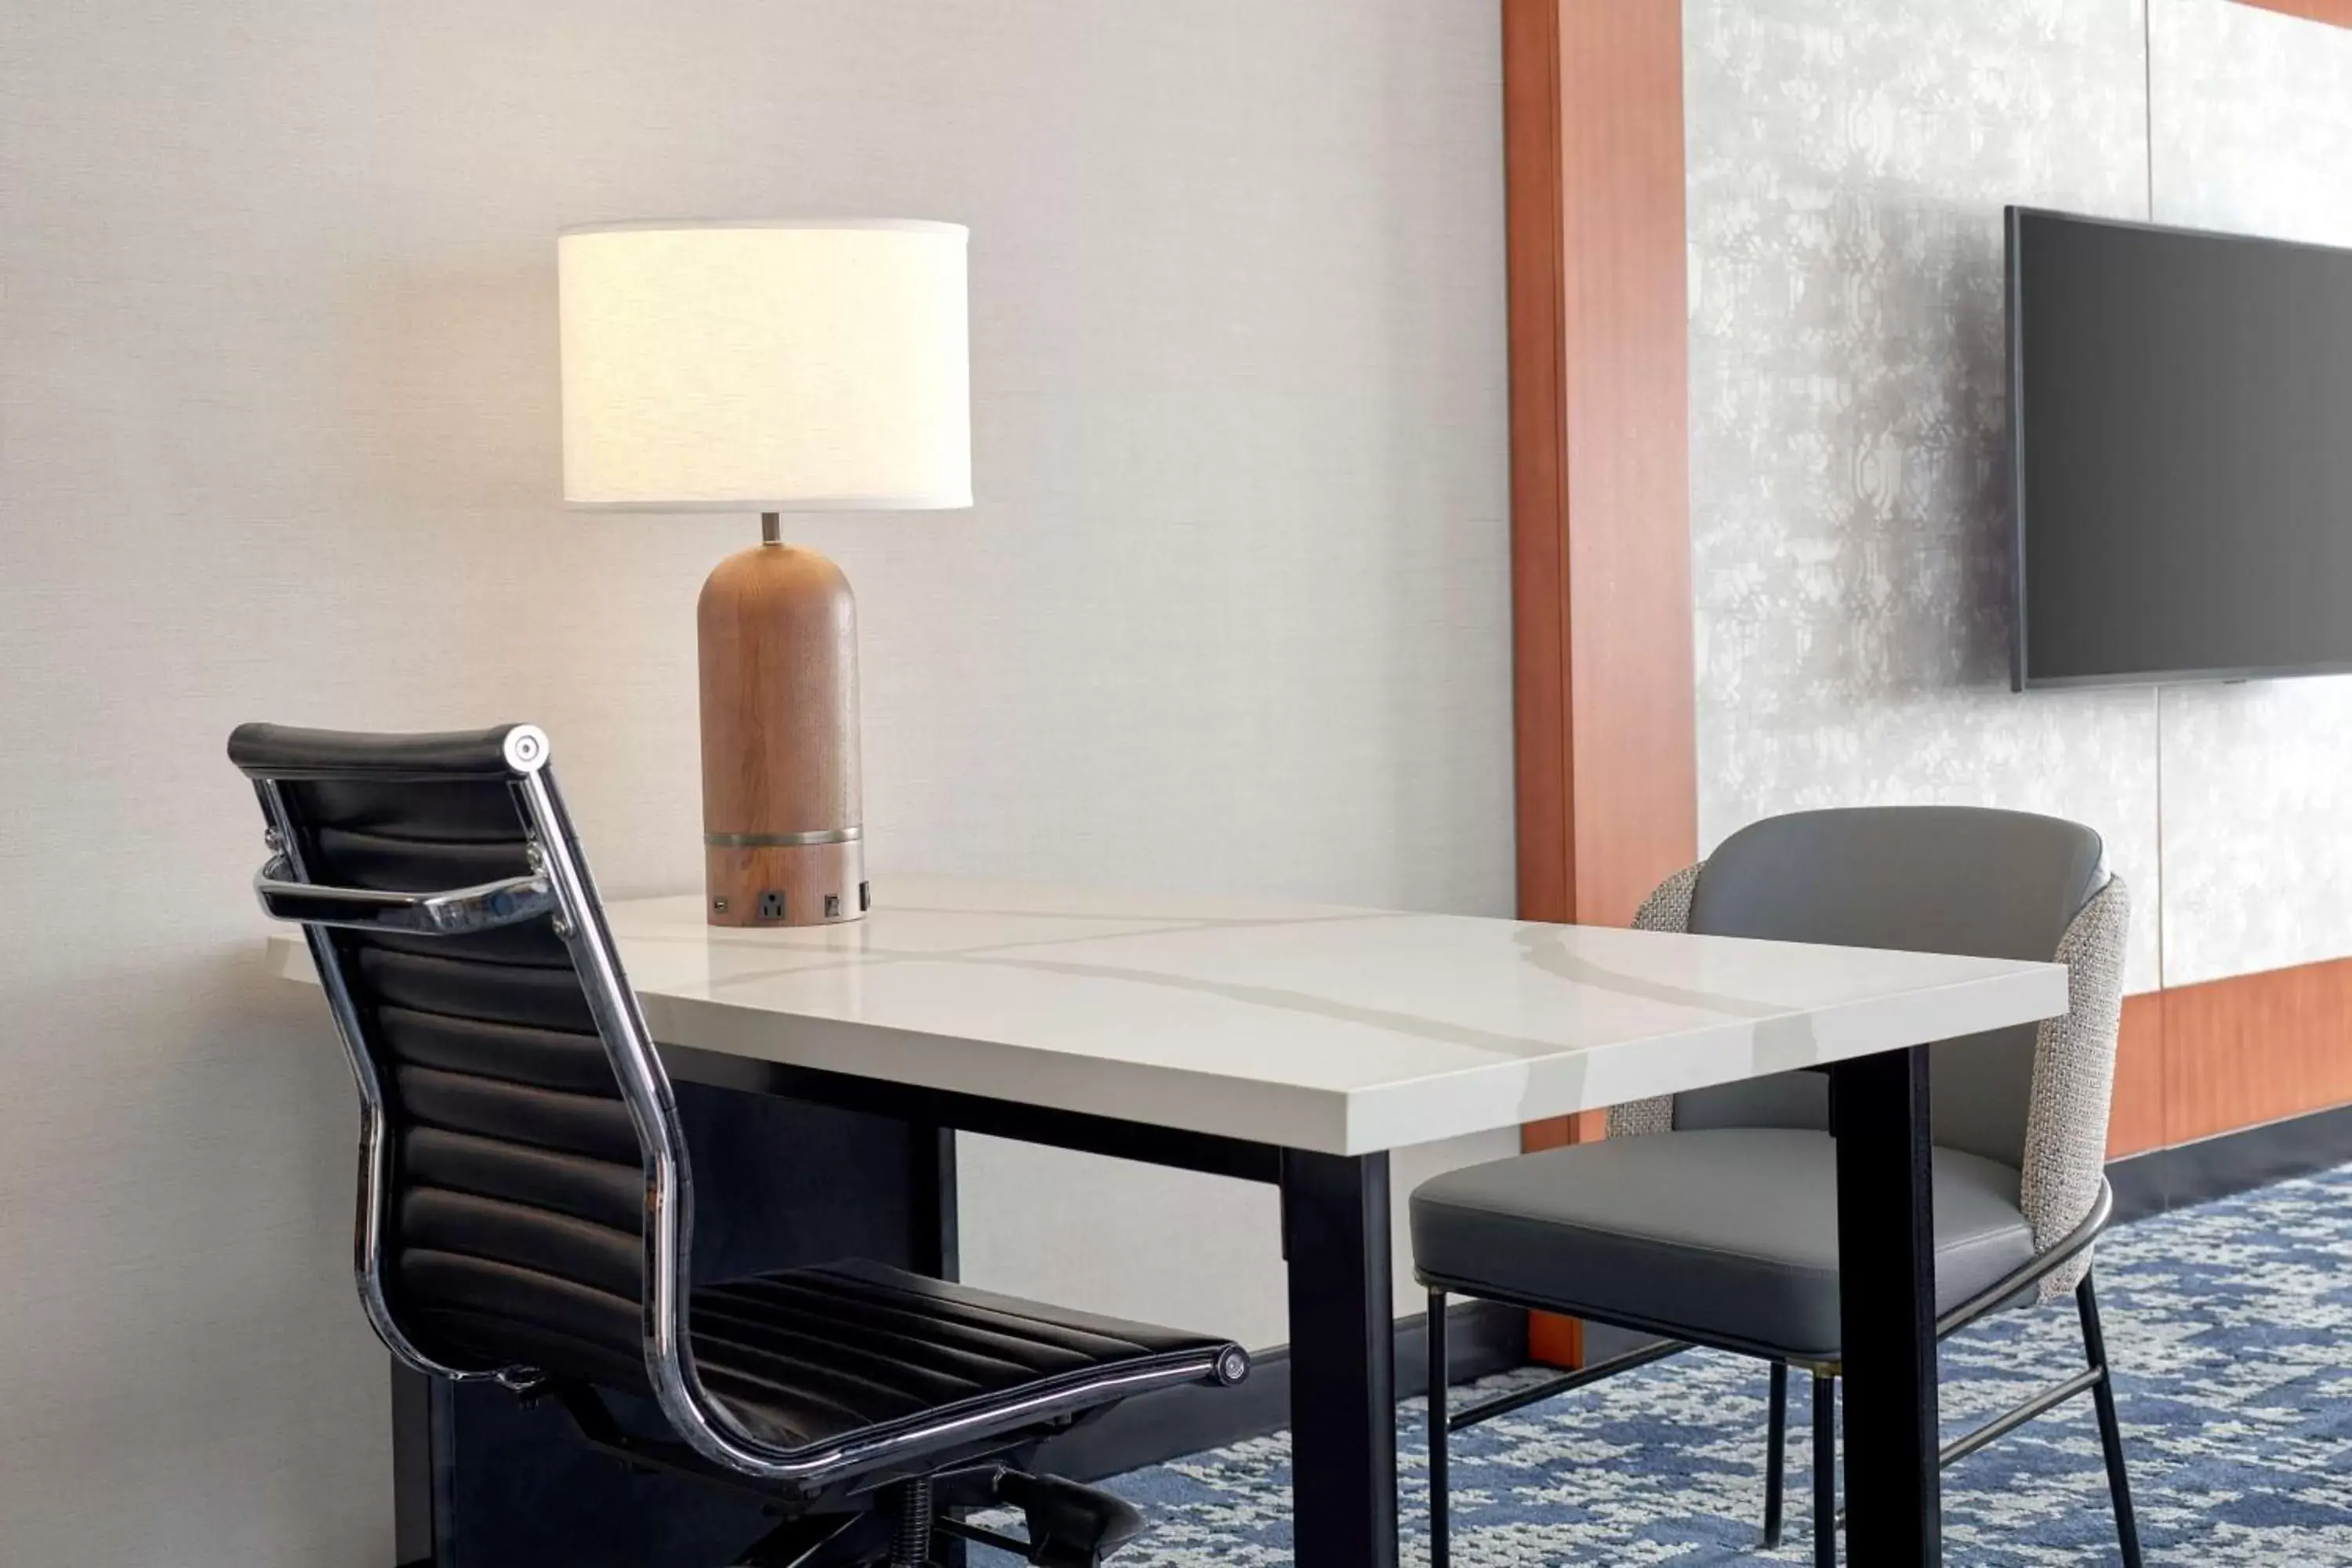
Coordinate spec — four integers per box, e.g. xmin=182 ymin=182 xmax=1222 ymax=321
xmin=1764 ymin=1361 xmax=1788 ymax=1548
xmin=1812 ymin=1370 xmax=1836 ymax=1568
xmin=1428 ymin=1289 xmax=1450 ymax=1568
xmin=2077 ymin=1272 xmax=2144 ymax=1568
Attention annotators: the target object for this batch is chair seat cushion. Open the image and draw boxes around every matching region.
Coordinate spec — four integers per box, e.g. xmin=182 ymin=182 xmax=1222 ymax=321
xmin=688 ymin=1259 xmax=1243 ymax=1457
xmin=1410 ymin=1127 xmax=2034 ymax=1362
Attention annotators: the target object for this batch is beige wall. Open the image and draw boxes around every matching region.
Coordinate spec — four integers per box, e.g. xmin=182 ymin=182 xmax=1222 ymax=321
xmin=0 ymin=2 xmax=1512 ymax=1562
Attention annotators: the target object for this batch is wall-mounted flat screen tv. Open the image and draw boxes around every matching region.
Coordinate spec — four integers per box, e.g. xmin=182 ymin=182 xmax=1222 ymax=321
xmin=2009 ymin=207 xmax=2352 ymax=689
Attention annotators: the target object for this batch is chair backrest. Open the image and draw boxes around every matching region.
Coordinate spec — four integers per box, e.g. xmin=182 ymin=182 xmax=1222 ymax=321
xmin=1671 ymin=805 xmax=2108 ymax=1170
xmin=230 ymin=723 xmax=687 ymax=1396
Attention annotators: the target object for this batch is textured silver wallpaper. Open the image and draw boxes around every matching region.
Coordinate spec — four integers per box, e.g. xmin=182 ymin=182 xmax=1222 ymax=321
xmin=1685 ymin=0 xmax=2165 ymax=990
xmin=2147 ymin=0 xmax=2352 ymax=987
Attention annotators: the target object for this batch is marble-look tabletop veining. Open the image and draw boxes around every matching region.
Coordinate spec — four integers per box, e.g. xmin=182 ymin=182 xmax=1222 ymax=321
xmin=267 ymin=874 xmax=2067 ymax=1156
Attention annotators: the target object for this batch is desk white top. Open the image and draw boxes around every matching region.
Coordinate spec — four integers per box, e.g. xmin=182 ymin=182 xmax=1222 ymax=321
xmin=267 ymin=874 xmax=2068 ymax=1156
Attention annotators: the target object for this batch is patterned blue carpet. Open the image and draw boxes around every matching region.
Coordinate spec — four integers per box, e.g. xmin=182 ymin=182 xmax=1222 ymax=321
xmin=1011 ymin=1164 xmax=2352 ymax=1565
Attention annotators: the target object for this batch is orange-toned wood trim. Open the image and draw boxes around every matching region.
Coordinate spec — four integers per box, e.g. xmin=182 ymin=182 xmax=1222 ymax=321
xmin=1504 ymin=0 xmax=1694 ymax=1367
xmin=2105 ymin=993 xmax=2167 ymax=1159
xmin=2161 ymin=955 xmax=2352 ymax=1146
xmin=1503 ymin=0 xmax=1694 ymax=935
xmin=1519 ymin=1112 xmax=1609 ymax=1157
xmin=2105 ymin=958 xmax=2352 ymax=1160
xmin=2230 ymin=0 xmax=2352 ymax=27
xmin=1551 ymin=0 xmax=1697 ymax=933
xmin=1504 ymin=0 xmax=1573 ymax=932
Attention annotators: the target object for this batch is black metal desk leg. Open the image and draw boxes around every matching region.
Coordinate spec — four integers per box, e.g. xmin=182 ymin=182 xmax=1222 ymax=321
xmin=913 ymin=1122 xmax=960 ymax=1280
xmin=1281 ymin=1150 xmax=1398 ymax=1568
xmin=390 ymin=1363 xmax=440 ymax=1567
xmin=1831 ymin=1045 xmax=1940 ymax=1565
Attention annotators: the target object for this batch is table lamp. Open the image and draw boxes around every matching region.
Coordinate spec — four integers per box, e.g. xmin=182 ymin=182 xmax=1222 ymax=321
xmin=557 ymin=220 xmax=971 ymax=927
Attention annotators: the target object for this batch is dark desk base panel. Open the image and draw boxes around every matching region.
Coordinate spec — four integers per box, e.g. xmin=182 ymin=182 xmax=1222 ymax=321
xmin=393 ymin=1080 xmax=1525 ymax=1568
xmin=397 ymin=1083 xmax=951 ymax=1568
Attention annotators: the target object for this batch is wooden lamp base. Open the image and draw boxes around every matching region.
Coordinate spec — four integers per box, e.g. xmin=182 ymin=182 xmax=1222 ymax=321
xmin=697 ymin=517 xmax=866 ymax=927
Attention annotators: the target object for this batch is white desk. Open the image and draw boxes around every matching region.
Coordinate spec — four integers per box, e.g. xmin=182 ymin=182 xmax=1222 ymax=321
xmin=270 ymin=874 xmax=2066 ymax=1567
xmin=274 ymin=875 xmax=2062 ymax=1149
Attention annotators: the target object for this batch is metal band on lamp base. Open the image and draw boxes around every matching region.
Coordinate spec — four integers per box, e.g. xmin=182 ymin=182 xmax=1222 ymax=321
xmin=706 ymin=827 xmax=863 ymax=848
xmin=704 ymin=837 xmax=868 ymax=926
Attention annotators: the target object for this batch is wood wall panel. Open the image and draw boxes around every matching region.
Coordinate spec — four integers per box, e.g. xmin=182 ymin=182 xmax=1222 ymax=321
xmin=2230 ymin=0 xmax=2352 ymax=27
xmin=1501 ymin=0 xmax=1694 ymax=1069
xmin=1503 ymin=0 xmax=1573 ymax=936
xmin=2162 ymin=955 xmax=2352 ymax=1146
xmin=1502 ymin=0 xmax=1693 ymax=1366
xmin=2106 ymin=993 xmax=2167 ymax=1158
xmin=1549 ymin=0 xmax=1696 ymax=934
xmin=1504 ymin=0 xmax=1696 ymax=937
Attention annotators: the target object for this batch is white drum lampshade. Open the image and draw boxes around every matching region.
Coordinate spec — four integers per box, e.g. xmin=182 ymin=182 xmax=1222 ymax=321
xmin=558 ymin=220 xmax=971 ymax=510
xmin=557 ymin=220 xmax=972 ymax=929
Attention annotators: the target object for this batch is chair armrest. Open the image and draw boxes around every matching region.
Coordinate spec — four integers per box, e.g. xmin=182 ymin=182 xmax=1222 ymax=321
xmin=1936 ymin=1176 xmax=2114 ymax=1338
xmin=254 ymin=856 xmax=556 ymax=938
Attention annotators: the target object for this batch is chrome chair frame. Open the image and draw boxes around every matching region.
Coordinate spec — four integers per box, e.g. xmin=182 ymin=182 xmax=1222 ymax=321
xmin=250 ymin=724 xmax=1236 ymax=1506
xmin=1424 ymin=1178 xmax=2141 ymax=1566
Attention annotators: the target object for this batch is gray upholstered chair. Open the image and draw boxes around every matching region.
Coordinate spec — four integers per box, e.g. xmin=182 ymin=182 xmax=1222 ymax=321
xmin=1410 ymin=807 xmax=2142 ymax=1567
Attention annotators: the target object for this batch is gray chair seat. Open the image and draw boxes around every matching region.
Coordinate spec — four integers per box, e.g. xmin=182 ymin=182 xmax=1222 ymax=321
xmin=1410 ymin=1127 xmax=2034 ymax=1363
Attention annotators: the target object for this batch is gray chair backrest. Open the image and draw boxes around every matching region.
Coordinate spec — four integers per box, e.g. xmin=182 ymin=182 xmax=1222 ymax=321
xmin=1672 ymin=806 xmax=2107 ymax=1170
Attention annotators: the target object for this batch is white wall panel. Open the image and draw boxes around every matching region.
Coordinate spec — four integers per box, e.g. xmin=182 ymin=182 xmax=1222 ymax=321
xmin=1688 ymin=0 xmax=2352 ymax=993
xmin=1685 ymin=0 xmax=2163 ymax=992
xmin=2147 ymin=0 xmax=2352 ymax=987
xmin=0 ymin=2 xmax=1512 ymax=1559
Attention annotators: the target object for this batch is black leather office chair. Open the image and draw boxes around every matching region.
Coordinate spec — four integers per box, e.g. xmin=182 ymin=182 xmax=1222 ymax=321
xmin=231 ymin=722 xmax=1249 ymax=1568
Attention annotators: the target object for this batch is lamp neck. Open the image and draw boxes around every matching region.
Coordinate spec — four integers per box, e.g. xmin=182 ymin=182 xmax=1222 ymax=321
xmin=759 ymin=511 xmax=781 ymax=546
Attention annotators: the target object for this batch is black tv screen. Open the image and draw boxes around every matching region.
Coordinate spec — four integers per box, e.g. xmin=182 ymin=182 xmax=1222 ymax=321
xmin=2009 ymin=208 xmax=2352 ymax=688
